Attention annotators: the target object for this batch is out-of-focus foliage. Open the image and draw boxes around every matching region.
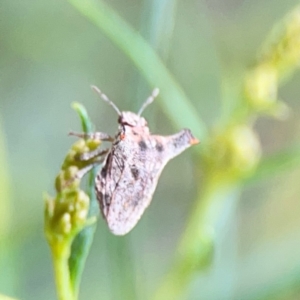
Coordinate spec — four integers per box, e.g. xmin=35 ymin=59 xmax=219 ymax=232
xmin=1 ymin=1 xmax=300 ymax=300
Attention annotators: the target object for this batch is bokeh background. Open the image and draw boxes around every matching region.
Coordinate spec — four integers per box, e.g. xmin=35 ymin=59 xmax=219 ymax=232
xmin=1 ymin=0 xmax=300 ymax=299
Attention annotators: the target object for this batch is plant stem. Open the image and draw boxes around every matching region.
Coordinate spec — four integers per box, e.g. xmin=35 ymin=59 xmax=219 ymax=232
xmin=153 ymin=179 xmax=241 ymax=300
xmin=51 ymin=240 xmax=75 ymax=300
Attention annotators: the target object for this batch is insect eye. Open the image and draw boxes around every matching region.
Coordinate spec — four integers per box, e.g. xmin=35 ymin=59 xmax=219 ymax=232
xmin=122 ymin=121 xmax=134 ymax=127
xmin=118 ymin=116 xmax=132 ymax=126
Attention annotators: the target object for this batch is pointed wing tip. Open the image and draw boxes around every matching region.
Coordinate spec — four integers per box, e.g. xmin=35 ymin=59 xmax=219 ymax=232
xmin=190 ymin=137 xmax=200 ymax=145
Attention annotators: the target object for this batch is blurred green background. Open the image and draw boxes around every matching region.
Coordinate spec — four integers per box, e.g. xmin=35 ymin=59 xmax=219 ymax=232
xmin=1 ymin=0 xmax=300 ymax=299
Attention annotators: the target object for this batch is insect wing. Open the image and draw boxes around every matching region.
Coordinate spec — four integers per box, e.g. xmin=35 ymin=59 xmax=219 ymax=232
xmin=97 ymin=137 xmax=167 ymax=235
xmin=96 ymin=128 xmax=197 ymax=235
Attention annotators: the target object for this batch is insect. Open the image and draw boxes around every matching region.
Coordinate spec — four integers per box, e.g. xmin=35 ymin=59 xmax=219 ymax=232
xmin=70 ymin=86 xmax=199 ymax=235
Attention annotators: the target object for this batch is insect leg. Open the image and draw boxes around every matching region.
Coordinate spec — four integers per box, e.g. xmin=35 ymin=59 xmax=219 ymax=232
xmin=79 ymin=148 xmax=109 ymax=161
xmin=73 ymin=157 xmax=105 ymax=181
xmin=74 ymin=164 xmax=95 ymax=181
xmin=64 ymin=158 xmax=104 ymax=187
xmin=69 ymin=131 xmax=114 ymax=142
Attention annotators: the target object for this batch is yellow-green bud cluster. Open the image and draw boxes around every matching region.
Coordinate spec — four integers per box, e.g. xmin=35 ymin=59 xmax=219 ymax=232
xmin=244 ymin=6 xmax=300 ymax=117
xmin=202 ymin=125 xmax=261 ymax=182
xmin=44 ymin=138 xmax=101 ymax=243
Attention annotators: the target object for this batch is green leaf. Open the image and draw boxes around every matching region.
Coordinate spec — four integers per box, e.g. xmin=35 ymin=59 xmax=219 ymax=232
xmin=68 ymin=103 xmax=99 ymax=296
xmin=72 ymin=102 xmax=93 ymax=134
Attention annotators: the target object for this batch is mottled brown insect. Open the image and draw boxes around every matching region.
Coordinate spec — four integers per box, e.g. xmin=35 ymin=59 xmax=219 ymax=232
xmin=70 ymin=86 xmax=199 ymax=235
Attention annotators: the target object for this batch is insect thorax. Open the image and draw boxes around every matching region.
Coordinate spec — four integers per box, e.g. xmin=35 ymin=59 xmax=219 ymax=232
xmin=117 ymin=111 xmax=150 ymax=138
xmin=118 ymin=111 xmax=148 ymax=127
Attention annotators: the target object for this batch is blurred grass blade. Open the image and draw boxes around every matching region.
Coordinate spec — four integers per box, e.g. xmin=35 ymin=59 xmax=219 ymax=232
xmin=68 ymin=103 xmax=99 ymax=296
xmin=245 ymin=144 xmax=300 ymax=184
xmin=140 ymin=0 xmax=177 ymax=60
xmin=66 ymin=0 xmax=207 ymax=139
xmin=0 ymin=120 xmax=17 ymax=297
xmin=0 ymin=121 xmax=11 ymax=250
xmin=130 ymin=0 xmax=178 ymax=109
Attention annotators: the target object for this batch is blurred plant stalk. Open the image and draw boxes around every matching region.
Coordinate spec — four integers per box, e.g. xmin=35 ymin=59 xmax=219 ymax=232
xmin=0 ymin=122 xmax=17 ymax=299
xmin=153 ymin=5 xmax=300 ymax=300
xmin=44 ymin=104 xmax=99 ymax=300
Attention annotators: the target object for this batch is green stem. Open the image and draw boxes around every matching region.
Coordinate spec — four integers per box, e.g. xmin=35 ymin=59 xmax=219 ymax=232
xmin=153 ymin=179 xmax=241 ymax=300
xmin=51 ymin=240 xmax=75 ymax=300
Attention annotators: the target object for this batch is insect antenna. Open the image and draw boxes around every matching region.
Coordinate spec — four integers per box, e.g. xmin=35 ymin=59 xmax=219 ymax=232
xmin=91 ymin=85 xmax=121 ymax=115
xmin=138 ymin=88 xmax=159 ymax=116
